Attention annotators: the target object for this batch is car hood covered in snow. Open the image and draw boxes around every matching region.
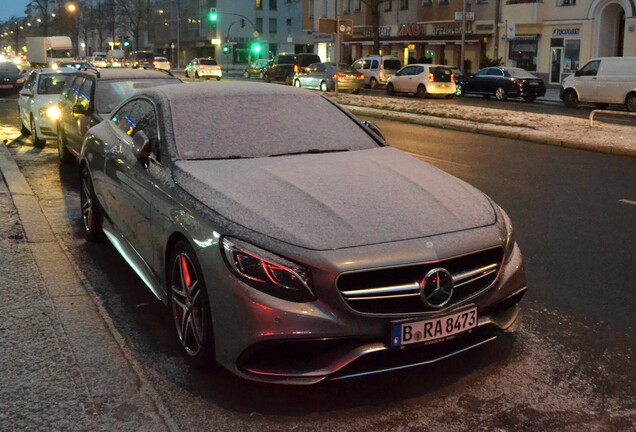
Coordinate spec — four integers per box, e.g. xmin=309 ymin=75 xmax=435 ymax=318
xmin=172 ymin=147 xmax=496 ymax=250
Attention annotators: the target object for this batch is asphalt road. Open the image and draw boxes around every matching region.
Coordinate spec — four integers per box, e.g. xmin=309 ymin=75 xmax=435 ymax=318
xmin=1 ymin=93 xmax=635 ymax=431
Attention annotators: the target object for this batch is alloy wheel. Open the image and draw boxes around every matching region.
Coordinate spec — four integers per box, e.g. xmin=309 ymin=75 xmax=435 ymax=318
xmin=626 ymin=94 xmax=636 ymax=112
xmin=171 ymin=253 xmax=204 ymax=357
xmin=294 ymin=79 xmax=301 ymax=88
xmin=495 ymin=87 xmax=507 ymax=101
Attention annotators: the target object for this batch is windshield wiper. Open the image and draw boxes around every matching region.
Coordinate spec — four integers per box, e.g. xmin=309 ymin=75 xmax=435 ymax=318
xmin=195 ymin=155 xmax=249 ymax=160
xmin=268 ymin=148 xmax=350 ymax=157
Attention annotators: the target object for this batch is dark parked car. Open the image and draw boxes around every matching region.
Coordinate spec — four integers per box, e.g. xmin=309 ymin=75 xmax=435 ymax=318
xmin=263 ymin=53 xmax=321 ymax=85
xmin=455 ymin=66 xmax=546 ymax=102
xmin=130 ymin=51 xmax=155 ymax=69
xmin=57 ymin=68 xmax=181 ymax=163
xmin=243 ymin=59 xmax=271 ymax=79
xmin=0 ymin=62 xmax=26 ymax=94
xmin=78 ymin=82 xmax=526 ymax=384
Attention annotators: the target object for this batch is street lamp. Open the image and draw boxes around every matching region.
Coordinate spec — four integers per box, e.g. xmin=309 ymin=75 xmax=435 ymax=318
xmin=66 ymin=3 xmax=80 ymax=57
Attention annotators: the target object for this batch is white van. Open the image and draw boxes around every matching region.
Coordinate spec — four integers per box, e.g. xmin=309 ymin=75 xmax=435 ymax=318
xmin=352 ymin=55 xmax=402 ymax=89
xmin=560 ymin=57 xmax=636 ymax=111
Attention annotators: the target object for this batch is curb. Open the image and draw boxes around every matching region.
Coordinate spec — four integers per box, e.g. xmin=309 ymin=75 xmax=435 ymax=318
xmin=343 ymin=105 xmax=636 ymax=158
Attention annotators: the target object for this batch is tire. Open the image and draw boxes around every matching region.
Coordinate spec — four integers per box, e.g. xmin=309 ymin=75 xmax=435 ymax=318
xmin=168 ymin=240 xmax=216 ymax=368
xmin=243 ymin=71 xmax=249 ymax=79
xmin=387 ymin=83 xmax=395 ymax=96
xmin=320 ymin=81 xmax=328 ymax=92
xmin=495 ymin=87 xmax=507 ymax=101
xmin=369 ymin=78 xmax=379 ymax=90
xmin=216 ymin=76 xmax=221 ymax=81
xmin=562 ymin=89 xmax=578 ymax=108
xmin=627 ymin=94 xmax=636 ymax=112
xmin=293 ymin=79 xmax=301 ymax=88
xmin=18 ymin=109 xmax=29 ymax=136
xmin=185 ymin=70 xmax=189 ymax=78
xmin=57 ymin=126 xmax=73 ymax=164
xmin=30 ymin=117 xmax=45 ymax=148
xmin=523 ymin=95 xmax=536 ymax=102
xmin=455 ymin=84 xmax=465 ymax=97
xmin=416 ymin=84 xmax=427 ymax=99
xmin=80 ymin=166 xmax=103 ymax=242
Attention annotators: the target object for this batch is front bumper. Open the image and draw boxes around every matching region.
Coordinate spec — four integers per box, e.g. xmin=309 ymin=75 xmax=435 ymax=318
xmin=206 ymin=236 xmax=527 ymax=385
xmin=34 ymin=115 xmax=58 ymax=139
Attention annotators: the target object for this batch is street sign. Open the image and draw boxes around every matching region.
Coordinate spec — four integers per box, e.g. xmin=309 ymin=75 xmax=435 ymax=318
xmin=319 ymin=18 xmax=337 ymax=34
xmin=339 ymin=19 xmax=353 ymax=36
xmin=253 ymin=31 xmax=260 ymax=38
xmin=454 ymin=12 xmax=475 ymax=21
xmin=506 ymin=22 xmax=516 ymax=39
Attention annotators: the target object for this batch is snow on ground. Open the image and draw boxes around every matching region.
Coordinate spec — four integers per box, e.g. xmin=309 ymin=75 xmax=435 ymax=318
xmin=329 ymin=93 xmax=636 ymax=157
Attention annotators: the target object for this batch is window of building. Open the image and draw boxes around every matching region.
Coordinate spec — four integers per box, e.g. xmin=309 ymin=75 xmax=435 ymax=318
xmin=421 ymin=0 xmax=433 ymax=6
xmin=508 ymin=38 xmax=538 ymax=71
xmin=256 ymin=0 xmax=262 ymax=10
xmin=438 ymin=0 xmax=449 ymax=4
xmin=309 ymin=0 xmax=314 ymax=18
xmin=384 ymin=1 xmax=393 ymax=11
xmin=355 ymin=0 xmax=361 ymax=12
xmin=561 ymin=0 xmax=576 ymax=5
xmin=270 ymin=0 xmax=277 ymax=11
xmin=269 ymin=18 xmax=277 ymax=34
xmin=344 ymin=0 xmax=351 ymax=13
xmin=322 ymin=0 xmax=328 ymax=17
xmin=286 ymin=18 xmax=292 ymax=27
xmin=400 ymin=0 xmax=408 ymax=9
xmin=256 ymin=17 xmax=263 ymax=33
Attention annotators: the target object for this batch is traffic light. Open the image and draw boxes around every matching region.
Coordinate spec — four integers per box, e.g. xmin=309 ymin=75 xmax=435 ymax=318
xmin=209 ymin=8 xmax=217 ymax=22
xmin=123 ymin=39 xmax=130 ymax=47
xmin=251 ymin=42 xmax=261 ymax=54
xmin=222 ymin=44 xmax=229 ymax=54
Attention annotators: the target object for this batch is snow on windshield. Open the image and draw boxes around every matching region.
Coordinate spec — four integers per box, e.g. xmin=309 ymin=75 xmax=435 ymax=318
xmin=170 ymin=92 xmax=380 ymax=160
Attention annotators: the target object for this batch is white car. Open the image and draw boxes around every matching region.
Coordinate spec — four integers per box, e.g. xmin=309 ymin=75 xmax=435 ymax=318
xmin=89 ymin=55 xmax=109 ymax=68
xmin=184 ymin=57 xmax=222 ymax=80
xmin=387 ymin=64 xmax=456 ymax=98
xmin=153 ymin=56 xmax=171 ymax=71
xmin=18 ymin=68 xmax=76 ymax=147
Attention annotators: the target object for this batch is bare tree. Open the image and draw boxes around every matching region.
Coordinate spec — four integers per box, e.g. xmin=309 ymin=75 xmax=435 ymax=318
xmin=115 ymin=0 xmax=150 ymax=50
xmin=360 ymin=0 xmax=390 ymax=55
xmin=28 ymin=0 xmax=54 ymax=36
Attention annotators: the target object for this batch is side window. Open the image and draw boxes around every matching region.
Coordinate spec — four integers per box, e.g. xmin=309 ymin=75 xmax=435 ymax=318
xmin=371 ymin=60 xmax=379 ymax=69
xmin=112 ymin=99 xmax=159 ymax=147
xmin=69 ymin=76 xmax=86 ymax=105
xmin=77 ymin=78 xmax=93 ymax=110
xmin=401 ymin=66 xmax=414 ymax=76
xmin=579 ymin=60 xmax=600 ymax=76
xmin=24 ymin=71 xmax=37 ymax=90
xmin=475 ymin=69 xmax=488 ymax=77
xmin=316 ymin=64 xmax=326 ymax=73
xmin=415 ymin=66 xmax=425 ymax=75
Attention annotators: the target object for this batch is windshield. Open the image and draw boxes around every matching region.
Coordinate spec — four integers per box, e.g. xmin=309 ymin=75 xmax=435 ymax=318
xmin=200 ymin=59 xmax=217 ymax=66
xmin=383 ymin=60 xmax=402 ymax=70
xmin=0 ymin=63 xmax=19 ymax=73
xmin=37 ymin=73 xmax=74 ymax=95
xmin=95 ymin=78 xmax=179 ymax=113
xmin=172 ymin=94 xmax=380 ymax=160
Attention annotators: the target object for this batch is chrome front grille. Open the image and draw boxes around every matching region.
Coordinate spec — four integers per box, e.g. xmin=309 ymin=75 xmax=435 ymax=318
xmin=336 ymin=247 xmax=504 ymax=315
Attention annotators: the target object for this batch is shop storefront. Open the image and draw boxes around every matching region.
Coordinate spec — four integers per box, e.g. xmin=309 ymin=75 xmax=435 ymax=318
xmin=548 ymin=28 xmax=581 ymax=85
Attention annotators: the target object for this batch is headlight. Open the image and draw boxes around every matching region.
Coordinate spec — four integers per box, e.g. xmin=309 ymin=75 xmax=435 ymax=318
xmin=39 ymin=106 xmax=61 ymax=120
xmin=500 ymin=209 xmax=515 ymax=262
xmin=221 ymin=237 xmax=314 ymax=302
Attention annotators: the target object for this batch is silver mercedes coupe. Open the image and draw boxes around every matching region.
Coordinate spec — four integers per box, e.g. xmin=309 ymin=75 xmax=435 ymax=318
xmin=79 ymin=82 xmax=526 ymax=384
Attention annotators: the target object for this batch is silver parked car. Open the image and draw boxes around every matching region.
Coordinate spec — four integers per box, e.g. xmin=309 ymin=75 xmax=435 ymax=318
xmin=293 ymin=62 xmax=365 ymax=93
xmin=79 ymin=83 xmax=526 ymax=384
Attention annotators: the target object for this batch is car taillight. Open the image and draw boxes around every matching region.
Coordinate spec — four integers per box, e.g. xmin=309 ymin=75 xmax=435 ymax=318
xmin=357 ymin=74 xmax=364 ymax=80
xmin=450 ymin=73 xmax=455 ymax=82
xmin=216 ymin=66 xmax=221 ymax=71
xmin=514 ymin=79 xmax=523 ymax=86
xmin=293 ymin=65 xmax=299 ymax=74
xmin=333 ymin=73 xmax=345 ymax=80
xmin=428 ymin=73 xmax=434 ymax=82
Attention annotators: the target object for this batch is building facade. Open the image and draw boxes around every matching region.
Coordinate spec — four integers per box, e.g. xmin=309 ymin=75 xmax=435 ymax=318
xmin=303 ymin=0 xmax=636 ymax=83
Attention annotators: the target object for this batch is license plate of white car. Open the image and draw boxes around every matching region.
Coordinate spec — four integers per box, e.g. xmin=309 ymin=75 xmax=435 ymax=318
xmin=0 ymin=84 xmax=12 ymax=88
xmin=391 ymin=307 xmax=477 ymax=348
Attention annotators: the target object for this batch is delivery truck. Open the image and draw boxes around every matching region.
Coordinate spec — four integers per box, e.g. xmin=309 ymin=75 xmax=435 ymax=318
xmin=26 ymin=36 xmax=73 ymax=67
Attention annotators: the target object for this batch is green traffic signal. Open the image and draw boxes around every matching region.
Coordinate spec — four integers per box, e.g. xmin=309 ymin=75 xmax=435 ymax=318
xmin=222 ymin=45 xmax=229 ymax=54
xmin=251 ymin=43 xmax=261 ymax=54
xmin=209 ymin=8 xmax=217 ymax=22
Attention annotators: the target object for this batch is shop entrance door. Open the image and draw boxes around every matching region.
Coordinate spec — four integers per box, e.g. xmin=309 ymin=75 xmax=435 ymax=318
xmin=550 ymin=47 xmax=563 ymax=85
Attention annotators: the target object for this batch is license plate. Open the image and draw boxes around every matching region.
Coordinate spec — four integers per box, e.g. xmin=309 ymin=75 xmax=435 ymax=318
xmin=529 ymin=82 xmax=539 ymax=86
xmin=0 ymin=84 xmax=13 ymax=88
xmin=391 ymin=307 xmax=477 ymax=347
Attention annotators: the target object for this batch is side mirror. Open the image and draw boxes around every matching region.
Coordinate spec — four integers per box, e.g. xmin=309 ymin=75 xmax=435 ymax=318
xmin=363 ymin=120 xmax=386 ymax=141
xmin=19 ymin=89 xmax=33 ymax=97
xmin=133 ymin=130 xmax=151 ymax=167
xmin=72 ymin=103 xmax=89 ymax=114
xmin=574 ymin=70 xmax=581 ymax=77
xmin=395 ymin=71 xmax=402 ymax=77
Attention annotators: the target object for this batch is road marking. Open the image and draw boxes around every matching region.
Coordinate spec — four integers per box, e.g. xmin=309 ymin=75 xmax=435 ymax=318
xmin=403 ymin=151 xmax=471 ymax=168
xmin=619 ymin=199 xmax=636 ymax=207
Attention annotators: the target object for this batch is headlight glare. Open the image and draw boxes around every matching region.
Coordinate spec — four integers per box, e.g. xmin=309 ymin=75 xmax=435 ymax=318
xmin=222 ymin=237 xmax=314 ymax=302
xmin=47 ymin=106 xmax=61 ymax=120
